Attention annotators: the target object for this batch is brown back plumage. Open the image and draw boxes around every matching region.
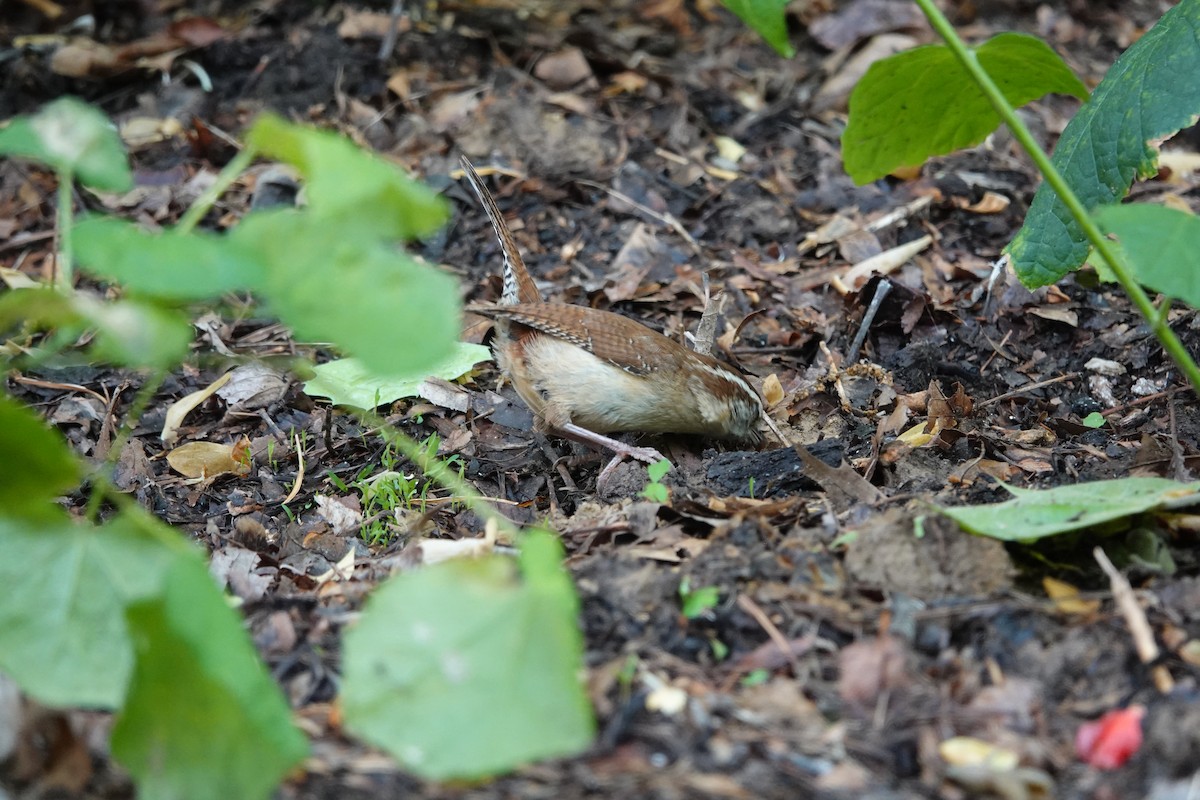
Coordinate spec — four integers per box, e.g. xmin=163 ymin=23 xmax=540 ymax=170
xmin=459 ymin=156 xmax=542 ymax=306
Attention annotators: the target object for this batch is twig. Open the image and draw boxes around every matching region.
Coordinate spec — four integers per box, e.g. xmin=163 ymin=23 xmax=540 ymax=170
xmin=846 ymin=278 xmax=891 ymax=363
xmin=1093 ymin=547 xmax=1174 ymax=694
xmin=578 ymin=180 xmax=702 ymax=256
xmin=736 ymin=594 xmax=801 ymax=678
xmin=378 ymin=0 xmax=405 ymax=62
xmin=281 ymin=432 xmax=305 ymax=505
xmin=976 ymin=372 xmax=1079 ymax=408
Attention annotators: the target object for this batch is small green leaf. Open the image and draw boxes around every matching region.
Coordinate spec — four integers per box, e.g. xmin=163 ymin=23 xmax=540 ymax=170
xmin=236 ymin=212 xmax=459 ymax=377
xmin=246 ymin=114 xmax=448 ymax=240
xmin=303 ymin=344 xmax=492 ymax=408
xmin=0 ymin=508 xmax=187 ymax=708
xmin=341 ymin=530 xmax=594 ymax=779
xmin=709 ymin=638 xmax=729 ymax=660
xmin=1008 ymin=0 xmax=1200 ymax=286
xmin=640 ymin=482 xmax=669 ymax=504
xmin=112 ymin=557 xmax=308 ymax=800
xmin=843 ymin=33 xmax=1087 ymax=184
xmin=1081 ymin=411 xmax=1107 ymax=428
xmin=0 ymin=395 xmax=80 ymax=511
xmin=740 ymin=669 xmax=770 ymax=686
xmin=679 ymin=579 xmax=719 ymax=619
xmin=937 ymin=477 xmax=1200 ymax=543
xmin=1095 ymin=204 xmax=1200 ymax=308
xmin=0 ymin=97 xmax=132 ymax=191
xmin=720 ymin=0 xmax=794 ymax=57
xmin=646 ymin=459 xmax=672 ymax=483
xmin=74 ymin=217 xmax=262 ymax=300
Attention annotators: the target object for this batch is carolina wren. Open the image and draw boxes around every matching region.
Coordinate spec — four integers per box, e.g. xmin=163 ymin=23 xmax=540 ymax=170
xmin=460 ymin=156 xmax=764 ymax=480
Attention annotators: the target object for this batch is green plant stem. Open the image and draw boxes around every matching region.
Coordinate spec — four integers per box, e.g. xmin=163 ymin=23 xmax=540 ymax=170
xmin=360 ymin=410 xmax=522 ymax=543
xmin=56 ymin=168 xmax=74 ymax=291
xmin=84 ymin=369 xmax=167 ymax=523
xmin=913 ymin=0 xmax=1200 ymax=397
xmin=176 ymin=147 xmax=257 ymax=234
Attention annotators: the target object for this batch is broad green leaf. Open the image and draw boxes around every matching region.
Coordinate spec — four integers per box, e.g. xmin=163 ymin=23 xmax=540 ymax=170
xmin=112 ymin=557 xmax=308 ymax=800
xmin=1095 ymin=204 xmax=1200 ymax=308
xmin=341 ymin=530 xmax=594 ymax=779
xmin=73 ymin=295 xmax=193 ymax=368
xmin=720 ymin=0 xmax=794 ymax=57
xmin=0 ymin=286 xmax=79 ymax=331
xmin=0 ymin=395 xmax=79 ymax=510
xmin=844 ymin=33 xmax=1087 ymax=184
xmin=1081 ymin=411 xmax=1106 ymax=429
xmin=0 ymin=97 xmax=132 ymax=191
xmin=303 ymin=343 xmax=491 ymax=408
xmin=937 ymin=478 xmax=1200 ymax=543
xmin=0 ymin=508 xmax=187 ymax=708
xmin=1008 ymin=0 xmax=1200 ymax=286
xmin=234 ymin=212 xmax=458 ymax=377
xmin=74 ymin=216 xmax=262 ymax=299
xmin=246 ymin=114 xmax=448 ymax=240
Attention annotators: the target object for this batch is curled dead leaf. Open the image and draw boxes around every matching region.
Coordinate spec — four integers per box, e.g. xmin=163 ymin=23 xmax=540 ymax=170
xmin=761 ymin=373 xmax=784 ymax=407
xmin=161 ymin=371 xmax=232 ymax=445
xmin=166 ymin=436 xmax=251 ymax=479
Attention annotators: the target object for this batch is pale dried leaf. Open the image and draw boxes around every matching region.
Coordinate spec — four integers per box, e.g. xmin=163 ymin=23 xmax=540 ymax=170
xmin=161 ymin=371 xmax=232 ymax=445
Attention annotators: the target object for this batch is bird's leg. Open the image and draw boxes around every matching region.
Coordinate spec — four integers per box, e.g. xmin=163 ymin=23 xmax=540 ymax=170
xmin=557 ymin=422 xmax=664 ymax=488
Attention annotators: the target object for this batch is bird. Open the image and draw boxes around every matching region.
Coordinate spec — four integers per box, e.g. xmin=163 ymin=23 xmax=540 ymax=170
xmin=459 ymin=155 xmax=766 ymax=484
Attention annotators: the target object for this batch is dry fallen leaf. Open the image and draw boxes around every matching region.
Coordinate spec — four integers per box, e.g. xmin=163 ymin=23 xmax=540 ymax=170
xmin=762 ymin=373 xmax=784 ymax=407
xmin=166 ymin=436 xmax=251 ymax=479
xmin=1041 ymin=578 xmax=1099 ymax=618
xmin=534 ymin=47 xmax=595 ymax=90
xmin=939 ymin=736 xmax=1019 ymax=770
xmin=161 ymin=371 xmax=232 ymax=445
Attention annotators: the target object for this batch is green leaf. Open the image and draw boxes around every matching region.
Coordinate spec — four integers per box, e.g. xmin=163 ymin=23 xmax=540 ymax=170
xmin=73 ymin=294 xmax=193 ymax=368
xmin=1081 ymin=411 xmax=1106 ymax=428
xmin=74 ymin=217 xmax=262 ymax=300
xmin=1008 ymin=0 xmax=1200 ymax=286
xmin=235 ymin=212 xmax=459 ymax=377
xmin=112 ymin=556 xmax=308 ymax=800
xmin=303 ymin=344 xmax=492 ymax=408
xmin=0 ymin=287 xmax=190 ymax=368
xmin=646 ymin=459 xmax=672 ymax=483
xmin=937 ymin=477 xmax=1200 ymax=543
xmin=0 ymin=286 xmax=80 ymax=332
xmin=720 ymin=0 xmax=794 ymax=57
xmin=640 ymin=482 xmax=669 ymax=504
xmin=0 ymin=395 xmax=80 ymax=511
xmin=341 ymin=529 xmax=594 ymax=779
xmin=0 ymin=97 xmax=132 ymax=191
xmin=1095 ymin=204 xmax=1200 ymax=307
xmin=679 ymin=581 xmax=719 ymax=619
xmin=246 ymin=114 xmax=448 ymax=240
xmin=844 ymin=33 xmax=1087 ymax=184
xmin=0 ymin=508 xmax=187 ymax=708
xmin=740 ymin=669 xmax=770 ymax=686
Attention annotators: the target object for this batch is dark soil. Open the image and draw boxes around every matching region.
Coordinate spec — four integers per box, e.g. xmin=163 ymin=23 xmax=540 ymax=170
xmin=3 ymin=0 xmax=1199 ymax=798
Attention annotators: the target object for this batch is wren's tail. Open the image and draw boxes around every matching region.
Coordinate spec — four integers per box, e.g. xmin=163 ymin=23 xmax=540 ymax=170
xmin=459 ymin=156 xmax=542 ymax=306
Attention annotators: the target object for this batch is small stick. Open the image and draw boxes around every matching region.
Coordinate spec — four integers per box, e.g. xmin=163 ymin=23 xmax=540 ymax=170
xmin=1094 ymin=547 xmax=1174 ymax=694
xmin=736 ymin=594 xmax=802 ymax=678
xmin=976 ymin=372 xmax=1080 ymax=408
xmin=580 ymin=181 xmax=702 ymax=256
xmin=378 ymin=0 xmax=405 ymax=61
xmin=846 ymin=279 xmax=891 ymax=363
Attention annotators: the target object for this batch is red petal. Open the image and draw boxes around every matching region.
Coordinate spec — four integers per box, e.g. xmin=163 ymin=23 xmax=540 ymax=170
xmin=1075 ymin=705 xmax=1145 ymax=770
